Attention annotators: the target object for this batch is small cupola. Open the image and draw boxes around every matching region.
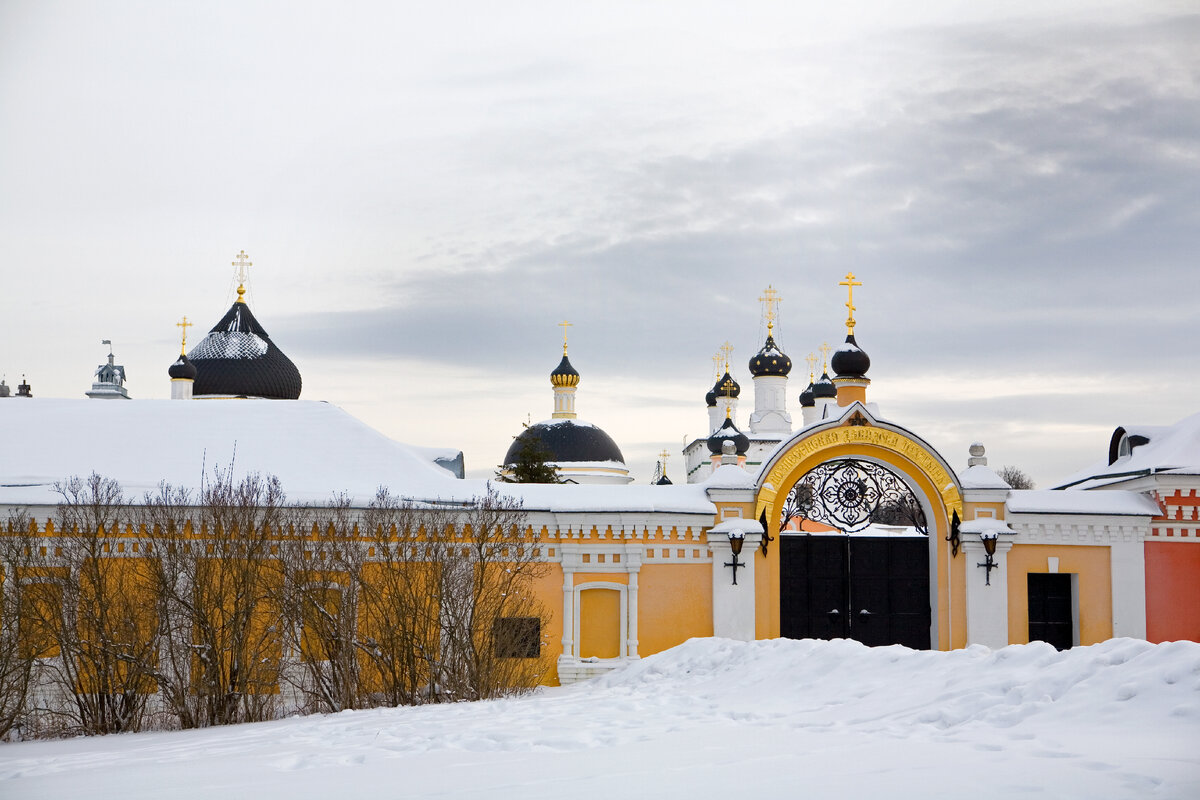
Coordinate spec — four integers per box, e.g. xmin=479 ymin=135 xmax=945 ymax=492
xmin=551 ymin=322 xmax=580 ymax=419
xmin=831 ymin=272 xmax=872 ymax=407
xmin=169 ymin=316 xmax=198 ymax=399
xmin=707 ymin=412 xmax=749 ymax=457
xmin=86 ymin=340 xmax=130 ymax=399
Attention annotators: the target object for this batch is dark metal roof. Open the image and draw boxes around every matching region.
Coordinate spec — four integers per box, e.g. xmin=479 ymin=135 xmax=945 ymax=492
xmin=504 ymin=420 xmax=625 ymax=465
xmin=748 ymin=334 xmax=792 ymax=377
xmin=188 ymin=302 xmax=302 ymax=399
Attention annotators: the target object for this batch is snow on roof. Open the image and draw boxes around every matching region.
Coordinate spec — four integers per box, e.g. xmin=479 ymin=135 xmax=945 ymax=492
xmin=1055 ymin=412 xmax=1200 ymax=489
xmin=0 ymin=399 xmax=716 ymax=516
xmin=959 ymin=464 xmax=1012 ymax=490
xmin=0 ymin=399 xmax=459 ymax=507
xmin=1005 ymin=489 xmax=1160 ymax=517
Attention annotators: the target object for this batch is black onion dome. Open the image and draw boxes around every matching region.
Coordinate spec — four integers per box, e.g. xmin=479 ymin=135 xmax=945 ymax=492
xmin=799 ymin=381 xmax=815 ymax=408
xmin=831 ymin=333 xmax=871 ymax=378
xmin=713 ymin=370 xmax=741 ymax=399
xmin=813 ymin=371 xmax=837 ymax=399
xmin=707 ymin=416 xmax=750 ymax=455
xmin=168 ymin=353 xmax=198 ymax=381
xmin=504 ymin=420 xmax=625 ymax=466
xmin=748 ymin=335 xmax=792 ymax=377
xmin=705 ymin=386 xmax=717 ymax=407
xmin=187 ymin=301 xmax=302 ymax=399
xmin=551 ymin=353 xmax=580 ymax=387
xmin=655 ymin=473 xmax=673 ymax=485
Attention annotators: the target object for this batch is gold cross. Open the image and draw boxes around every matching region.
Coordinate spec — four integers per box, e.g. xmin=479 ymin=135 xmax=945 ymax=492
xmin=558 ymin=320 xmax=572 ymax=354
xmin=806 ymin=352 xmax=817 ymax=382
xmin=839 ymin=272 xmax=862 ymax=334
xmin=712 ymin=352 xmax=722 ymax=380
xmin=720 ymin=341 xmax=734 ymax=372
xmin=176 ymin=316 xmax=193 ymax=355
xmin=820 ymin=342 xmax=831 ymax=373
xmin=232 ymin=250 xmax=252 ymax=302
xmin=658 ymin=450 xmax=670 ymax=471
xmin=759 ymin=285 xmax=781 ymax=335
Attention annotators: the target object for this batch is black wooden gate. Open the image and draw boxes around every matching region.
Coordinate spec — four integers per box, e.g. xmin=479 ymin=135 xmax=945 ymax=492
xmin=780 ymin=534 xmax=931 ymax=649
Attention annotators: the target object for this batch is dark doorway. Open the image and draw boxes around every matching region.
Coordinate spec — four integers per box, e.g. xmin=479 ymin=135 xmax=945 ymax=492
xmin=780 ymin=535 xmax=930 ymax=649
xmin=1028 ymin=573 xmax=1074 ymax=650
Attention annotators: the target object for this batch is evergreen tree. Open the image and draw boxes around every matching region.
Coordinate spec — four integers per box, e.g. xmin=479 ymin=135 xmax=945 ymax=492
xmin=497 ymin=429 xmax=562 ymax=483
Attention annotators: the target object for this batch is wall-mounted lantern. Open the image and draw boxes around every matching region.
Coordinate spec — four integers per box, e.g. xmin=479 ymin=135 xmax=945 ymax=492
xmin=977 ymin=530 xmax=999 ymax=585
xmin=725 ymin=529 xmax=746 ymax=585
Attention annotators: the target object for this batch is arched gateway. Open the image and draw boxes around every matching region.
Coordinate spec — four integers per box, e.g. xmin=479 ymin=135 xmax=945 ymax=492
xmin=755 ymin=405 xmax=963 ymax=650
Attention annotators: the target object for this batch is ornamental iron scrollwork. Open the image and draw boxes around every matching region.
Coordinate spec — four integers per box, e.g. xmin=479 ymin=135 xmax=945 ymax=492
xmin=780 ymin=459 xmax=928 ymax=535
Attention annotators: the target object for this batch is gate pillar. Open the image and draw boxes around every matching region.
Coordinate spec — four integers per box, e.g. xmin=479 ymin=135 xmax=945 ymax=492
xmin=963 ymin=536 xmax=1014 ymax=648
xmin=708 ymin=520 xmax=763 ymax=641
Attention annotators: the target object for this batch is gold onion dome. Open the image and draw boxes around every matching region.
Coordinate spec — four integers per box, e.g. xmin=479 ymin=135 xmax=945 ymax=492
xmin=550 ymin=353 xmax=580 ymax=387
xmin=748 ymin=334 xmax=792 ymax=377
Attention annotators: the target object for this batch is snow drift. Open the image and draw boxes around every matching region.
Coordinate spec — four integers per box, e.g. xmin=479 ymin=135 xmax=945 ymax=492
xmin=1 ymin=637 xmax=1197 ymax=799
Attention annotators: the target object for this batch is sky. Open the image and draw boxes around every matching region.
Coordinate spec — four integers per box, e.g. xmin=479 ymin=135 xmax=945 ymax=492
xmin=1 ymin=1 xmax=1197 ymax=487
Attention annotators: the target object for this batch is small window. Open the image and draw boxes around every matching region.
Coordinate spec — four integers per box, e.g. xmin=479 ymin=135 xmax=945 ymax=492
xmin=494 ymin=617 xmax=541 ymax=658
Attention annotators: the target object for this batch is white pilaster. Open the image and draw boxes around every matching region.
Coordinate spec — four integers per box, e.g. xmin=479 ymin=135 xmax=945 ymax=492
xmin=1110 ymin=536 xmax=1147 ymax=639
xmin=560 ymin=565 xmax=576 ymax=658
xmin=963 ymin=538 xmax=1013 ymax=648
xmin=626 ymin=571 xmax=639 ymax=657
xmin=707 ymin=528 xmax=762 ymax=641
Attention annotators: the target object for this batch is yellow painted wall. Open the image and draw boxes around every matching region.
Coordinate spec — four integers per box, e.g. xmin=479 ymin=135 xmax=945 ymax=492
xmin=637 ymin=563 xmax=712 ymax=654
xmin=1006 ymin=544 xmax=1112 ymax=645
xmin=579 ymin=588 xmax=621 ymax=658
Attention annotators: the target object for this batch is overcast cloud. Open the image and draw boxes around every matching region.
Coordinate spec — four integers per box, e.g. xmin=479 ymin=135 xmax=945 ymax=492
xmin=1 ymin=1 xmax=1197 ymax=487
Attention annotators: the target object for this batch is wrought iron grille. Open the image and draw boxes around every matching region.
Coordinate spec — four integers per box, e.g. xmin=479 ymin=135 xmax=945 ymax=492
xmin=780 ymin=459 xmax=928 ymax=535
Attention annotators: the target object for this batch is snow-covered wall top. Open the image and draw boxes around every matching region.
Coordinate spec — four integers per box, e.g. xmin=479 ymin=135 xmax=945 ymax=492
xmin=1005 ymin=489 xmax=1161 ymax=517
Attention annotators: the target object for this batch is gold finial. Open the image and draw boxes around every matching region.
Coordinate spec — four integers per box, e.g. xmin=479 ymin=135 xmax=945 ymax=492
xmin=725 ymin=403 xmax=732 ymax=419
xmin=806 ymin=352 xmax=817 ymax=382
xmin=176 ymin=316 xmax=193 ymax=355
xmin=720 ymin=341 xmax=734 ymax=372
xmin=839 ymin=272 xmax=862 ymax=335
xmin=232 ymin=250 xmax=252 ymax=304
xmin=820 ymin=342 xmax=831 ymax=373
xmin=558 ymin=320 xmax=572 ymax=355
xmin=759 ymin=285 xmax=781 ymax=336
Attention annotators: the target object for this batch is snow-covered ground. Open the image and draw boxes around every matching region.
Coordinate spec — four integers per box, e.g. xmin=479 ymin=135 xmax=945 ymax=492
xmin=1 ymin=637 xmax=1197 ymax=799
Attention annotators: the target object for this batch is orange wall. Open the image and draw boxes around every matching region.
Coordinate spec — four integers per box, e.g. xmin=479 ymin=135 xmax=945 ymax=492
xmin=1006 ymin=544 xmax=1112 ymax=645
xmin=1145 ymin=542 xmax=1200 ymax=642
xmin=637 ymin=563 xmax=712 ymax=655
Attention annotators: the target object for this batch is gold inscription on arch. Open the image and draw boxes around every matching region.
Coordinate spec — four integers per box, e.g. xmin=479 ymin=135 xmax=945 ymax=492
xmin=758 ymin=426 xmax=961 ymax=517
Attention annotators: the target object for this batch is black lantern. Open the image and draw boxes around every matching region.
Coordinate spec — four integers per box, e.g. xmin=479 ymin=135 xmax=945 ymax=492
xmin=726 ymin=529 xmax=746 ymax=585
xmin=977 ymin=531 xmax=999 ymax=586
